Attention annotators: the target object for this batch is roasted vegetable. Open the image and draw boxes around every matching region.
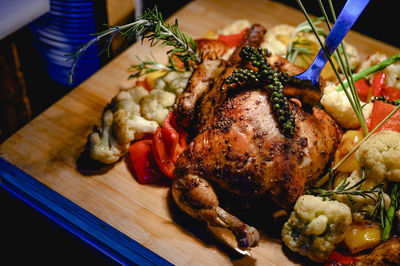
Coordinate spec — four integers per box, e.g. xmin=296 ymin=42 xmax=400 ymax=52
xmin=87 ymin=86 xmax=158 ymax=164
xmin=88 ymin=109 xmax=126 ymax=164
xmin=356 ymin=131 xmax=400 ymax=183
xmin=281 ymin=195 xmax=352 ymax=262
xmin=344 ymin=220 xmax=382 ymax=254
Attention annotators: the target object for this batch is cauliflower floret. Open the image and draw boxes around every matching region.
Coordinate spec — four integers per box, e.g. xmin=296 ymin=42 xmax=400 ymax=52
xmin=219 ymin=19 xmax=251 ymax=35
xmin=145 ymin=70 xmax=191 ymax=124
xmin=155 ymin=70 xmax=192 ymax=95
xmin=260 ymin=24 xmax=359 ymax=70
xmin=261 ymin=24 xmax=296 ymax=56
xmin=88 ymin=86 xmax=159 ymax=164
xmin=358 ymin=52 xmax=400 ymax=89
xmin=282 ymin=195 xmax=352 ymax=262
xmin=320 ymin=82 xmax=373 ymax=129
xmin=112 ymin=87 xmax=159 ymax=144
xmin=87 ymin=70 xmax=191 ymax=164
xmin=356 ymin=131 xmax=400 ymax=183
xmin=88 ymin=109 xmax=128 ymax=164
xmin=141 ymin=88 xmax=176 ymax=125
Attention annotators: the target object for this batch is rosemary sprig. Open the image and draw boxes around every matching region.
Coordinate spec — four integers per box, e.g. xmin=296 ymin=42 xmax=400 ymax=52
xmin=309 ymin=169 xmax=386 ymax=225
xmin=67 ymin=6 xmax=200 ymax=83
xmin=128 ymin=53 xmax=180 ymax=79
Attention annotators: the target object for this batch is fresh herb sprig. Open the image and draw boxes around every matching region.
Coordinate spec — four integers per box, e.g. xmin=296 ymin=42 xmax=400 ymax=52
xmin=67 ymin=6 xmax=200 ymax=83
xmin=286 ymin=17 xmax=327 ymax=63
xmin=309 ymin=169 xmax=386 ymax=225
xmin=128 ymin=53 xmax=179 ymax=79
xmin=382 ymin=183 xmax=399 ymax=241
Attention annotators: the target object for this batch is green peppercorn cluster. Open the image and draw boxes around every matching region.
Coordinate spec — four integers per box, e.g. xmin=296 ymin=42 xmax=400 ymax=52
xmin=225 ymin=46 xmax=295 ymax=137
xmin=372 ymin=96 xmax=400 ymax=106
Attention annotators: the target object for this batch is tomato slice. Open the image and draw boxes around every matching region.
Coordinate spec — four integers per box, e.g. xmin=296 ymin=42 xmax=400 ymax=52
xmin=354 ymin=78 xmax=370 ymax=102
xmin=371 ymin=72 xmax=386 ymax=97
xmin=379 ymin=85 xmax=400 ymax=102
xmin=129 ymin=140 xmax=162 ymax=184
xmin=134 ymin=79 xmax=152 ymax=92
xmin=152 ymin=112 xmax=188 ymax=178
xmin=370 ymin=100 xmax=400 ymax=133
xmin=325 ymin=251 xmax=357 ymax=266
xmin=218 ymin=28 xmax=248 ymax=48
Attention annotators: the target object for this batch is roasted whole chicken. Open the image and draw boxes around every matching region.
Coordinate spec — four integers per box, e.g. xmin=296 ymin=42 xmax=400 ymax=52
xmin=171 ymin=24 xmax=342 ymax=250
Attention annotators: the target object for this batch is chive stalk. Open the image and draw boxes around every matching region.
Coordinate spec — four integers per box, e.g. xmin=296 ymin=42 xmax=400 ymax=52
xmin=382 ymin=183 xmax=399 ymax=241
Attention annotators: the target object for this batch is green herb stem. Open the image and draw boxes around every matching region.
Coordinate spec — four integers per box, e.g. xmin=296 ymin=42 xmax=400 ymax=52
xmin=337 ymin=52 xmax=400 ymax=91
xmin=382 ymin=183 xmax=399 ymax=241
xmin=325 ymin=0 xmax=368 ymax=134
xmin=67 ymin=6 xmax=200 ymax=83
xmin=296 ymin=0 xmax=368 ymax=135
xmin=316 ymin=104 xmax=400 ymax=188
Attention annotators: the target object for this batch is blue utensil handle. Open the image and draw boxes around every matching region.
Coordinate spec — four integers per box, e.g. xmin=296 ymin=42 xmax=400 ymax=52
xmin=321 ymin=0 xmax=370 ymax=62
xmin=295 ymin=0 xmax=370 ymax=85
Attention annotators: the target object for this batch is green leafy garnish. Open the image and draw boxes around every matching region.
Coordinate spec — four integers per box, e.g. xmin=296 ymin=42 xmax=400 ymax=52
xmin=309 ymin=169 xmax=386 ymax=225
xmin=286 ymin=17 xmax=327 ymax=63
xmin=67 ymin=6 xmax=200 ymax=84
xmin=382 ymin=183 xmax=399 ymax=241
xmin=128 ymin=53 xmax=179 ymax=79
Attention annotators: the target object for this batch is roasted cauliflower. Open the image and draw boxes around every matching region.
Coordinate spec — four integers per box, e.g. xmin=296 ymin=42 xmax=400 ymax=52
xmin=88 ymin=109 xmax=127 ymax=164
xmin=218 ymin=19 xmax=251 ymax=35
xmin=282 ymin=195 xmax=352 ymax=262
xmin=321 ymin=82 xmax=373 ymax=129
xmin=356 ymin=130 xmax=400 ymax=183
xmin=142 ymin=71 xmax=192 ymax=124
xmin=87 ymin=70 xmax=192 ymax=164
xmin=153 ymin=70 xmax=192 ymax=95
xmin=260 ymin=24 xmax=360 ymax=70
xmin=112 ymin=87 xmax=159 ymax=144
xmin=87 ymin=86 xmax=158 ymax=164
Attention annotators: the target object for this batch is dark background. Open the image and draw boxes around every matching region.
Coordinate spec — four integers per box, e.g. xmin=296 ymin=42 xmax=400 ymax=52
xmin=1 ymin=0 xmax=398 ymax=264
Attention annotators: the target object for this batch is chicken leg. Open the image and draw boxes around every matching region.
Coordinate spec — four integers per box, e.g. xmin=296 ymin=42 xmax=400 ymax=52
xmin=172 ymin=173 xmax=260 ymax=249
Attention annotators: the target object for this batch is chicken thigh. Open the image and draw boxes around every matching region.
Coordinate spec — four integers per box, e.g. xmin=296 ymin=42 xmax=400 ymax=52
xmin=171 ymin=24 xmax=342 ymax=250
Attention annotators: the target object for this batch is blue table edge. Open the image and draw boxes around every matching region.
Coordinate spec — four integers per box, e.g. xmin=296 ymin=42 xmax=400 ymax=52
xmin=0 ymin=157 xmax=172 ymax=265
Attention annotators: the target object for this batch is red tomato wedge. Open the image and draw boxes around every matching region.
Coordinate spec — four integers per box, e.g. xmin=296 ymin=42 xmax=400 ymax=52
xmin=129 ymin=140 xmax=162 ymax=184
xmin=369 ymin=100 xmax=400 ymax=133
xmin=379 ymin=85 xmax=400 ymax=102
xmin=371 ymin=72 xmax=386 ymax=97
xmin=152 ymin=112 xmax=188 ymax=178
xmin=218 ymin=28 xmax=248 ymax=48
xmin=354 ymin=78 xmax=370 ymax=102
xmin=325 ymin=251 xmax=357 ymax=265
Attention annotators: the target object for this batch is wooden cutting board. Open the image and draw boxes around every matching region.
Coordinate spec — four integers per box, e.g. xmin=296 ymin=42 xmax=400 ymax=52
xmin=1 ymin=0 xmax=398 ymax=265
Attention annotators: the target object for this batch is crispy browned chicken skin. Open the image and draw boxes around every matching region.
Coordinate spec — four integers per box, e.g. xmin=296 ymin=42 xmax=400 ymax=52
xmin=352 ymin=237 xmax=400 ymax=265
xmin=172 ymin=24 xmax=342 ymax=250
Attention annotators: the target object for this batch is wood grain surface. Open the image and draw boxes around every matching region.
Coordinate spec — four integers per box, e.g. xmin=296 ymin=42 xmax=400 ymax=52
xmin=0 ymin=0 xmax=398 ymax=265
